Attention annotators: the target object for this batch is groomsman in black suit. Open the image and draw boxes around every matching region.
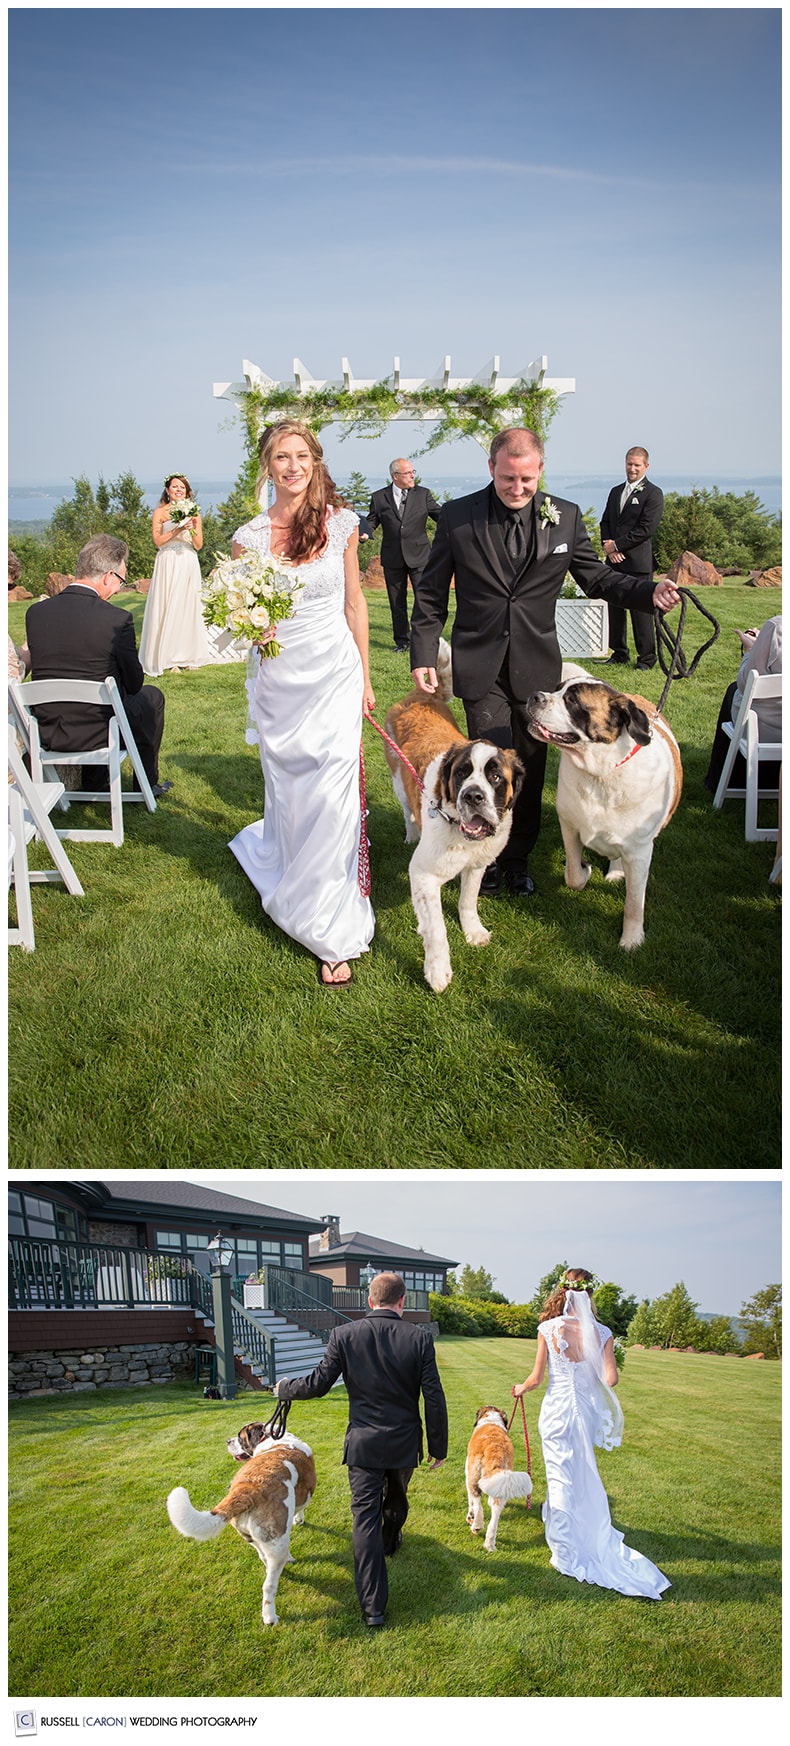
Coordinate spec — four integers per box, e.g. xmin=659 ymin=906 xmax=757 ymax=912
xmin=368 ymin=459 xmax=442 ymax=651
xmin=410 ymin=429 xmax=679 ymax=896
xmin=275 ymin=1271 xmax=448 ymax=1628
xmin=25 ymin=533 xmax=170 ymax=794
xmin=600 ymin=447 xmax=665 ymax=670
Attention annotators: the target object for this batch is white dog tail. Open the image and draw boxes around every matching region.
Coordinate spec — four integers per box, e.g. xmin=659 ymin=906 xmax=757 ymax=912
xmin=480 ymin=1470 xmax=533 ymax=1501
xmin=166 ymin=1487 xmax=227 ymax=1541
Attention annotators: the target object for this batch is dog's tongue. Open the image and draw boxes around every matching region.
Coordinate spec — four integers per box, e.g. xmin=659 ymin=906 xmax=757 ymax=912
xmin=460 ymin=815 xmax=493 ymax=839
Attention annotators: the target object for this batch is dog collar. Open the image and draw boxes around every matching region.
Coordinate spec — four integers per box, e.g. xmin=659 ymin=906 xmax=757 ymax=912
xmin=613 ymin=743 xmax=644 ymax=769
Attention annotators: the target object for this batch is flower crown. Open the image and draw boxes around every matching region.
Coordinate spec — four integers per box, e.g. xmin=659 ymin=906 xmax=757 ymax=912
xmin=560 ymin=1273 xmax=600 ymax=1293
xmin=164 ymin=473 xmax=189 ymax=488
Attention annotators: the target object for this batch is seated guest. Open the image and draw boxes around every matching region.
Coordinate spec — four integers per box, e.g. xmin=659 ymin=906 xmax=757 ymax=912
xmin=704 ymin=614 xmax=782 ymax=794
xmin=24 ymin=534 xmax=172 ymax=796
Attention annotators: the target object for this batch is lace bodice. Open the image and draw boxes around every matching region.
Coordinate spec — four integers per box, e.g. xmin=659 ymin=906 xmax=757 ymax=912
xmin=540 ymin=1315 xmax=611 ymax=1378
xmin=233 ymin=506 xmax=357 ymax=604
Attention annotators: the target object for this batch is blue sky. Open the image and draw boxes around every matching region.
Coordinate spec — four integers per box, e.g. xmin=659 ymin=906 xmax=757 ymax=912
xmin=198 ymin=1175 xmax=780 ymax=1313
xmin=8 ymin=5 xmax=781 ymax=487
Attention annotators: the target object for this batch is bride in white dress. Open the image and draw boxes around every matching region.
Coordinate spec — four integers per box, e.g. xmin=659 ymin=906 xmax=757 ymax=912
xmin=513 ymin=1268 xmax=670 ymax=1599
xmin=228 ymin=422 xmax=375 ymax=988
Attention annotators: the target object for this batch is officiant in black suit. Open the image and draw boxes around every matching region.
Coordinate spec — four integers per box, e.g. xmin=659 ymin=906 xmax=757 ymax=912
xmin=25 ymin=533 xmax=170 ymax=794
xmin=275 ymin=1271 xmax=447 ymax=1628
xmin=600 ymin=447 xmax=665 ymax=670
xmin=368 ymin=459 xmax=441 ymax=650
xmin=410 ymin=428 xmax=680 ymax=896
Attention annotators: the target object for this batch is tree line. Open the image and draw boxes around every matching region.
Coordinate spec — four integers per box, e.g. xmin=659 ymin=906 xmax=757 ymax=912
xmin=9 ymin=471 xmax=781 ymax=596
xmin=429 ymin=1260 xmax=781 ymax=1358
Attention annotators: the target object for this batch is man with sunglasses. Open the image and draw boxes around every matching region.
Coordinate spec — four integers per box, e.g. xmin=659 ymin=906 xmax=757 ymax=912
xmin=25 ymin=533 xmax=171 ymax=796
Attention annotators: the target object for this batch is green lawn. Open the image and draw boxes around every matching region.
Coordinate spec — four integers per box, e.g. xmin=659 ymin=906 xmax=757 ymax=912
xmin=8 ymin=583 xmax=781 ymax=1168
xmin=8 ymin=1339 xmax=780 ymax=1697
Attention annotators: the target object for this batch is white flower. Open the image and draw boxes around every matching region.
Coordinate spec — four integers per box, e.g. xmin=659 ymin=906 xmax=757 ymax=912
xmin=539 ymin=496 xmax=560 ymax=527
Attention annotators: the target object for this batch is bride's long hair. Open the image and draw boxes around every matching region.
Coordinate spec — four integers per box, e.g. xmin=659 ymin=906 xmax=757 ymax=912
xmin=255 ymin=421 xmax=349 ymax=564
xmin=539 ymin=1267 xmax=599 ymax=1323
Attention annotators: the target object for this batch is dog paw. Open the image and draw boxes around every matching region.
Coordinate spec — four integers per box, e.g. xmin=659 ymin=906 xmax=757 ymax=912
xmin=619 ymin=928 xmax=645 ymax=950
xmin=605 ymin=858 xmax=625 ymax=882
xmin=565 ymin=860 xmax=591 ymax=891
xmin=262 ymin=1612 xmax=279 ymax=1627
xmin=425 ymin=956 xmax=452 ymax=993
xmin=463 ymin=924 xmax=491 ymax=948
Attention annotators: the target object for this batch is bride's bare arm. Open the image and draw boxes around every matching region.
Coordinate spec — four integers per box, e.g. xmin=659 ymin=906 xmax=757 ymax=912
xmin=343 ymin=528 xmax=375 ymax=713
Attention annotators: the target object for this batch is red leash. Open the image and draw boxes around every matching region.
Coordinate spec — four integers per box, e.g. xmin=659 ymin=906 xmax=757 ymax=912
xmin=507 ymin=1394 xmax=533 ymax=1508
xmin=363 ymin=706 xmax=425 ymax=793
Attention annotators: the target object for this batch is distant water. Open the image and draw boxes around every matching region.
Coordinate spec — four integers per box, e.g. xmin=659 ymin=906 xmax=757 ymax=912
xmin=7 ymin=473 xmax=782 ymax=523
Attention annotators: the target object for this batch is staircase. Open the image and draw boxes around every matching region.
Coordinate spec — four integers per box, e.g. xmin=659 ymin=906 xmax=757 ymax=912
xmin=238 ymin=1303 xmax=330 ymax=1385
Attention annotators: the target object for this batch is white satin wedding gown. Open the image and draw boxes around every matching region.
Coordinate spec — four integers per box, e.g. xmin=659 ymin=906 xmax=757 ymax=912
xmin=537 ymin=1315 xmax=670 ymax=1598
xmin=139 ymin=526 xmax=246 ymax=676
xmin=228 ymin=506 xmax=374 ymax=966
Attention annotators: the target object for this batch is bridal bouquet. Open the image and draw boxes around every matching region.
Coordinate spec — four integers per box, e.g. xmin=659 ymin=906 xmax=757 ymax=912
xmin=168 ymin=497 xmax=201 ymax=525
xmin=202 ymin=550 xmax=302 ymax=658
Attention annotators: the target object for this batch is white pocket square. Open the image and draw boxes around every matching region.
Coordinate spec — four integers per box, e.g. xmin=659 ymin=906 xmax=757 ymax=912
xmin=553 ymin=542 xmax=568 ymax=554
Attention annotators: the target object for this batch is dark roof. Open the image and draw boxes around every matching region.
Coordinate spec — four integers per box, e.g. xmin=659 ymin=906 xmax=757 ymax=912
xmin=42 ymin=1180 xmax=323 ymax=1233
xmin=309 ymin=1230 xmax=457 ymax=1267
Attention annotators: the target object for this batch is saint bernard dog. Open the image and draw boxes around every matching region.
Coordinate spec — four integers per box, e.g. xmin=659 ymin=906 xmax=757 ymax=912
xmin=166 ymin=1418 xmax=316 ymax=1627
xmin=384 ymin=643 xmax=525 ymax=993
xmin=465 ymin=1406 xmax=533 ymax=1552
xmin=526 ymin=663 xmax=683 ymax=949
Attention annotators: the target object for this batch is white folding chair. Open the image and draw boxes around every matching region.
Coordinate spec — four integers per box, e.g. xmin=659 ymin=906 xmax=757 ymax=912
xmin=8 ymin=727 xmax=85 ymax=950
xmin=8 ymin=676 xmax=156 ymax=846
xmin=711 ymin=670 xmax=782 ymax=843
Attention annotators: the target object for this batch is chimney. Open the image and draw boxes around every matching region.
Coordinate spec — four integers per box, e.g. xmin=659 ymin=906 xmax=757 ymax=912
xmin=319 ymin=1215 xmax=341 ymax=1252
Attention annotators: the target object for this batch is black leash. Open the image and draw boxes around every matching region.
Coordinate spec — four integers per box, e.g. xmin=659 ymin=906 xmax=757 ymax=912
xmin=261 ymin=1395 xmax=292 ymax=1440
xmin=652 ymin=586 xmax=720 ymax=718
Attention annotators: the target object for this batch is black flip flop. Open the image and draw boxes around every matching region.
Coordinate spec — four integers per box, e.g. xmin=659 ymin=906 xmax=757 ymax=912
xmin=317 ymin=960 xmax=354 ymax=989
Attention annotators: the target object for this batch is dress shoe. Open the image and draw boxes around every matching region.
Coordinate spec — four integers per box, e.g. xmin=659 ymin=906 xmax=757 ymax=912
xmin=394 ymin=641 xmax=410 ymax=653
xmin=152 ymin=780 xmax=173 ymax=799
xmin=480 ymin=860 xmax=503 ymax=896
xmin=635 ymin=658 xmax=656 ymax=671
xmin=605 ymin=653 xmax=630 ymax=666
xmin=504 ymin=867 xmax=537 ymax=897
xmin=364 ymin=1612 xmax=386 ymax=1628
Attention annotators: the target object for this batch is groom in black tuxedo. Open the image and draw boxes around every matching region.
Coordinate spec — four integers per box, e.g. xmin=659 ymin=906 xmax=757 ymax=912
xmin=410 ymin=429 xmax=680 ymax=895
xmin=600 ymin=446 xmax=665 ymax=670
xmin=275 ymin=1271 xmax=447 ymax=1628
xmin=368 ymin=459 xmax=441 ymax=650
xmin=25 ymin=533 xmax=170 ymax=793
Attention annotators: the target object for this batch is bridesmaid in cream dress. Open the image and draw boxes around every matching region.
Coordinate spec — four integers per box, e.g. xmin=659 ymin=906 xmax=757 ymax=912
xmin=139 ymin=474 xmax=215 ymax=676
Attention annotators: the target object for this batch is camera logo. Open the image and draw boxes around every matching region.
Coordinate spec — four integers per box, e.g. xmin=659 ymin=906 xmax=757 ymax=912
xmin=15 ymin=1715 xmax=37 ymax=1737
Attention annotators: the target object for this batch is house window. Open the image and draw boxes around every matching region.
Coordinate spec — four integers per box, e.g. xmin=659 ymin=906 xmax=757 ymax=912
xmin=401 ymin=1269 xmax=443 ymax=1293
xmin=284 ymin=1243 xmax=304 ymax=1267
xmin=8 ymin=1192 xmax=78 ymax=1243
xmin=155 ymin=1230 xmax=183 ymax=1251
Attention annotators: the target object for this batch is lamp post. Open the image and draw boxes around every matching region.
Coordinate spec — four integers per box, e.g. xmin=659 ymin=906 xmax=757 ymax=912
xmin=206 ymin=1232 xmax=237 ymax=1401
xmin=361 ymin=1262 xmax=376 ymax=1299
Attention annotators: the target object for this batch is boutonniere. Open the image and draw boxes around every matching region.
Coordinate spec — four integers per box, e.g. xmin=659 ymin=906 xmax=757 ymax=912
xmin=539 ymin=496 xmax=560 ymax=527
xmin=629 ymin=483 xmax=644 ymax=498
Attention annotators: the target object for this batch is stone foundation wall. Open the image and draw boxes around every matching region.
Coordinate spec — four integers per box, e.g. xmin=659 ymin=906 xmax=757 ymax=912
xmin=8 ymin=1341 xmax=198 ymax=1399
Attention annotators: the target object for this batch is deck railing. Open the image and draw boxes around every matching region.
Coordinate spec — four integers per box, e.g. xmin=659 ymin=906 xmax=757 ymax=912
xmin=243 ymin=1267 xmax=356 ymax=1338
xmin=8 ymin=1236 xmax=209 ymax=1313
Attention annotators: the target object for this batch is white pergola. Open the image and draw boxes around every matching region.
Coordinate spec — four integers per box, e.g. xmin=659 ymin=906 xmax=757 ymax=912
xmin=213 ymin=355 xmax=576 ymax=450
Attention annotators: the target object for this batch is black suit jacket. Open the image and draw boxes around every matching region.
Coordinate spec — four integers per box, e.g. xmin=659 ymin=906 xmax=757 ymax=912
xmin=600 ymin=477 xmax=664 ymax=578
xmin=367 ymin=483 xmax=441 ymax=572
xmin=278 ymin=1309 xmax=449 ymax=1469
xmin=25 ymin=585 xmax=146 ymax=750
xmin=410 ymin=484 xmax=657 ymax=703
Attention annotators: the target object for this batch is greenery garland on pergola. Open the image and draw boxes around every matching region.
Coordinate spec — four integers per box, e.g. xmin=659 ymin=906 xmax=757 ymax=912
xmin=233 ymin=376 xmax=562 ymax=455
xmin=211 ymin=356 xmax=574 ymax=527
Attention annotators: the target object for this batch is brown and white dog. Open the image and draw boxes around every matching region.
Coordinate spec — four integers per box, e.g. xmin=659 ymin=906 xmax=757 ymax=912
xmin=384 ymin=645 xmax=525 ymax=993
xmin=526 ymin=663 xmax=683 ymax=949
xmin=465 ymin=1406 xmax=533 ymax=1551
xmin=166 ymin=1418 xmax=316 ymax=1626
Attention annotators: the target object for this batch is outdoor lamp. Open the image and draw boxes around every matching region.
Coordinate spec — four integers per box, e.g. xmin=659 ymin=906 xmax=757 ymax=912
xmin=207 ymin=1232 xmax=234 ymax=1274
xmin=361 ymin=1262 xmax=376 ymax=1289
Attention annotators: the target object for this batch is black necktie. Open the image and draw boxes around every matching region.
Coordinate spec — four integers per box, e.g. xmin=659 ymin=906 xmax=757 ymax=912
xmin=398 ymin=491 xmax=407 ymax=519
xmin=503 ymin=509 xmax=526 ymax=571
